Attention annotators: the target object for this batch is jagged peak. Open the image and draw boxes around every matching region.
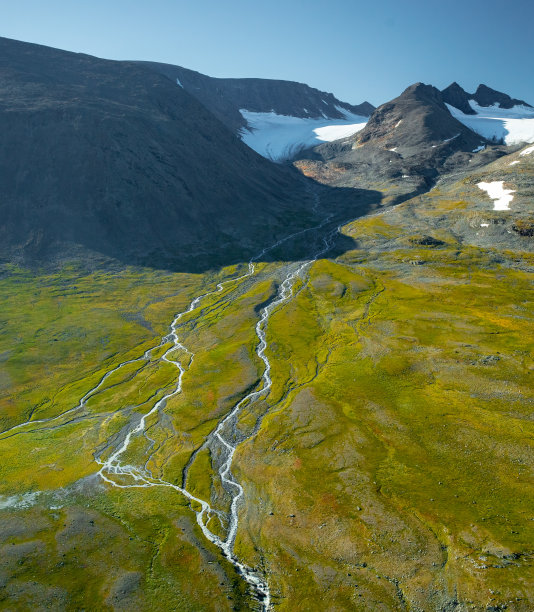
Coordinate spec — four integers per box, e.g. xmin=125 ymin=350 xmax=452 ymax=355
xmin=475 ymin=83 xmax=499 ymax=96
xmin=443 ymin=82 xmax=468 ymax=94
xmin=473 ymin=83 xmax=532 ymax=109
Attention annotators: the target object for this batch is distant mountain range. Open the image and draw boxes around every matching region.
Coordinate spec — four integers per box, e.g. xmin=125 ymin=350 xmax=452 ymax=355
xmin=138 ymin=61 xmax=375 ymax=162
xmin=136 ymin=61 xmax=374 ymax=132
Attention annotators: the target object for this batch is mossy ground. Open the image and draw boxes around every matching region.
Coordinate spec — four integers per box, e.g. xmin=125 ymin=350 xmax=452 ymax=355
xmin=0 ymin=262 xmax=257 ymax=610
xmin=233 ymin=184 xmax=534 ymax=611
xmin=1 ymin=163 xmax=533 ymax=610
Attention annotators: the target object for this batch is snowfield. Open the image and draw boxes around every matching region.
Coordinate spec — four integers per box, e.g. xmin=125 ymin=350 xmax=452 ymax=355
xmin=447 ymin=101 xmax=534 ymax=145
xmin=477 ymin=181 xmax=516 ymax=211
xmin=239 ymin=108 xmax=368 ymax=161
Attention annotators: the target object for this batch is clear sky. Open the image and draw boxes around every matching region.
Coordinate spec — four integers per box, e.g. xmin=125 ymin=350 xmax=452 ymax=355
xmin=1 ymin=0 xmax=533 ymax=107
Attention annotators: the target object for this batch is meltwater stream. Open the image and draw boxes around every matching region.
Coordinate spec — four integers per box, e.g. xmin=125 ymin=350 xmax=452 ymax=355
xmin=92 ymin=214 xmax=337 ymax=609
xmin=1 ymin=194 xmax=339 ymax=609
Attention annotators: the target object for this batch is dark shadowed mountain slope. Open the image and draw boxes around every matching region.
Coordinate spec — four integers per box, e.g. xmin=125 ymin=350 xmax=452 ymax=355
xmin=442 ymin=82 xmax=532 ymax=113
xmin=0 ymin=37 xmax=325 ymax=271
xmin=295 ymin=83 xmax=506 ymax=200
xmin=441 ymin=82 xmax=476 ymax=114
xmin=472 ymin=83 xmax=532 ymax=109
xmin=138 ymin=61 xmax=375 ymax=133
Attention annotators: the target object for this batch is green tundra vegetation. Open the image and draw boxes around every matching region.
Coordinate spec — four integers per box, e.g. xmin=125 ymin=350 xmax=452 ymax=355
xmin=1 ymin=150 xmax=533 ymax=610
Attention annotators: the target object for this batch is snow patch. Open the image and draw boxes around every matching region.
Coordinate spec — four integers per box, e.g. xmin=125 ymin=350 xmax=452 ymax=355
xmin=472 ymin=145 xmax=486 ymax=153
xmin=480 ymin=223 xmax=489 ymax=227
xmin=239 ymin=109 xmax=368 ymax=162
xmin=520 ymin=144 xmax=534 ymax=156
xmin=447 ymin=102 xmax=534 ymax=145
xmin=432 ymin=134 xmax=460 ymax=148
xmin=314 ymin=123 xmax=365 ymax=141
xmin=469 ymin=101 xmax=534 ymax=118
xmin=389 ymin=147 xmax=398 ymax=152
xmin=477 ymin=181 xmax=516 ymax=211
xmin=176 ymin=77 xmax=183 ymax=88
xmin=509 ymin=160 xmax=520 ymax=166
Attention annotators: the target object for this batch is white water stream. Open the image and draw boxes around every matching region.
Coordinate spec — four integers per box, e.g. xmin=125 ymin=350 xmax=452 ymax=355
xmin=1 ymin=197 xmax=339 ymax=609
xmin=93 ymin=214 xmax=336 ymax=608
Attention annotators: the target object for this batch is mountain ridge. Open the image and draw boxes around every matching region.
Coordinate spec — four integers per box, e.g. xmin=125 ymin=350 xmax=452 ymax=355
xmin=294 ymin=81 xmax=505 ymax=199
xmin=137 ymin=60 xmax=375 ymax=133
xmin=0 ymin=36 xmax=326 ymax=271
xmin=442 ymin=81 xmax=532 ymax=114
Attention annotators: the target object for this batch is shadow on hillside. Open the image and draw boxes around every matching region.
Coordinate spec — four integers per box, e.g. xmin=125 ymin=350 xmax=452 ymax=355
xmin=4 ymin=182 xmax=385 ymax=275
xmin=131 ymin=183 xmax=384 ymax=274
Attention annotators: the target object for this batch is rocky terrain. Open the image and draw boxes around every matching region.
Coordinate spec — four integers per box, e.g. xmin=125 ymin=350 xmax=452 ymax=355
xmin=442 ymin=82 xmax=533 ymax=113
xmin=294 ymin=82 xmax=512 ymax=205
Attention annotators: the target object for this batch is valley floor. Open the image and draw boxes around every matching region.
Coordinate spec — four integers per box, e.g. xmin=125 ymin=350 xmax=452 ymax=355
xmin=1 ymin=165 xmax=533 ymax=611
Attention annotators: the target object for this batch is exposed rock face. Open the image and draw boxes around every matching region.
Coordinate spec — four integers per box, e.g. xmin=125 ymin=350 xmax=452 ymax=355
xmin=441 ymin=82 xmax=476 ymax=114
xmin=295 ymin=83 xmax=502 ymax=198
xmin=138 ymin=61 xmax=375 ymax=133
xmin=472 ymin=83 xmax=532 ymax=109
xmin=441 ymin=82 xmax=532 ymax=113
xmin=0 ymin=37 xmax=319 ymax=271
xmin=354 ymin=83 xmax=482 ymax=154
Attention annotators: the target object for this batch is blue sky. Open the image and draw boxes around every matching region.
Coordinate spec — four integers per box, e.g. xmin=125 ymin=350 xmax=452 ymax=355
xmin=1 ymin=0 xmax=533 ymax=106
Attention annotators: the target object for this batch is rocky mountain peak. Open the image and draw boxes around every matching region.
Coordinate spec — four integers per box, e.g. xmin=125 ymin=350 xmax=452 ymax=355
xmin=441 ymin=82 xmax=476 ymax=115
xmin=473 ymin=84 xmax=532 ymax=109
xmin=354 ymin=82 xmax=481 ymax=152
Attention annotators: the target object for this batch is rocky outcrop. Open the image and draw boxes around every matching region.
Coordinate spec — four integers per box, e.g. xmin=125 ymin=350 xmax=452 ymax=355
xmin=441 ymin=82 xmax=476 ymax=114
xmin=472 ymin=83 xmax=532 ymax=109
xmin=441 ymin=82 xmax=532 ymax=113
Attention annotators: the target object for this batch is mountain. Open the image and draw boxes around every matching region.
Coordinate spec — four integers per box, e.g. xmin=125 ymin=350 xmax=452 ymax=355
xmin=441 ymin=81 xmax=477 ymax=114
xmin=354 ymin=82 xmax=483 ymax=155
xmin=442 ymin=82 xmax=533 ymax=114
xmin=442 ymin=83 xmax=534 ymax=145
xmin=138 ymin=61 xmax=374 ymax=132
xmin=139 ymin=61 xmax=374 ymax=162
xmin=472 ymin=83 xmax=532 ymax=109
xmin=0 ymin=37 xmax=322 ymax=271
xmin=295 ymin=82 xmax=503 ymax=199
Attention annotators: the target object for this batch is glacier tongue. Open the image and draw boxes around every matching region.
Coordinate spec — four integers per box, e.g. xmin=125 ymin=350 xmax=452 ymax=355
xmin=447 ymin=102 xmax=534 ymax=145
xmin=239 ymin=109 xmax=367 ymax=162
